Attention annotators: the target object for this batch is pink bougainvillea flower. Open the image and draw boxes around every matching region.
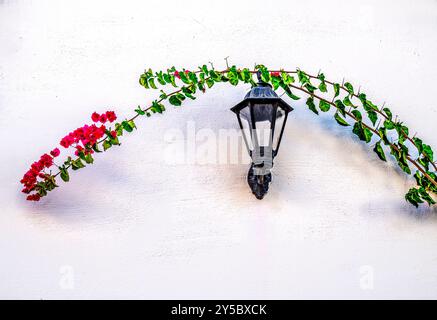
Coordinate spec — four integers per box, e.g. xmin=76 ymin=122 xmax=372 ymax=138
xmin=270 ymin=71 xmax=280 ymax=77
xmin=50 ymin=148 xmax=60 ymax=157
xmin=106 ymin=111 xmax=117 ymax=123
xmin=99 ymin=113 xmax=107 ymax=123
xmin=26 ymin=194 xmax=41 ymax=201
xmin=39 ymin=154 xmax=53 ymax=168
xmin=91 ymin=112 xmax=100 ymax=122
xmin=174 ymin=71 xmax=180 ymax=79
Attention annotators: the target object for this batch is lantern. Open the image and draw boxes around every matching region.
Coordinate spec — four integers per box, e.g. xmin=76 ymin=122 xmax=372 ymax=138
xmin=231 ymin=73 xmax=293 ymax=199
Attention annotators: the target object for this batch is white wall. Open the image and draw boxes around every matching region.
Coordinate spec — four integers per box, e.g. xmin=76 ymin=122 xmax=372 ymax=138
xmin=1 ymin=0 xmax=437 ymax=299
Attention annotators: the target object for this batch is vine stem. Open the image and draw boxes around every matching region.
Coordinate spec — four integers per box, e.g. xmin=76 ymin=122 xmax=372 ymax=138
xmin=300 ymin=72 xmax=437 ymax=172
xmin=288 ymin=83 xmax=437 ymax=189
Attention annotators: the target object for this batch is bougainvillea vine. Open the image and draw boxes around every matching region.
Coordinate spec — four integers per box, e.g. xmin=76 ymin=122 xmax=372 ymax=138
xmin=20 ymin=64 xmax=437 ymax=207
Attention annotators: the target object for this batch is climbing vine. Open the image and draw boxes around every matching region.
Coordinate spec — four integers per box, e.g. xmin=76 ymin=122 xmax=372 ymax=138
xmin=20 ymin=63 xmax=436 ymax=208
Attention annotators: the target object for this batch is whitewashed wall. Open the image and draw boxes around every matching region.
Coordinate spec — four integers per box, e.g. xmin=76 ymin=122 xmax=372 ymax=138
xmin=1 ymin=0 xmax=437 ymax=299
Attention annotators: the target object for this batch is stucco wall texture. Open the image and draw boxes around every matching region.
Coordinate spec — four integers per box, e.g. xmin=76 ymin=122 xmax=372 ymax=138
xmin=1 ymin=0 xmax=437 ymax=299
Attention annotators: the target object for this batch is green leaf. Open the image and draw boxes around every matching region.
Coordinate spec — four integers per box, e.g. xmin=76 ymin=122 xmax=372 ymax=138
xmin=103 ymin=140 xmax=112 ymax=151
xmin=334 ymin=112 xmax=350 ymax=126
xmin=228 ymin=76 xmax=239 ymax=86
xmin=139 ymin=74 xmax=149 ymax=88
xmin=373 ymin=141 xmax=387 ymax=161
xmin=358 ymin=93 xmax=367 ymax=105
xmin=281 ymin=71 xmax=294 ymax=85
xmin=179 ymin=71 xmax=190 ymax=84
xmin=163 ymin=73 xmax=171 ymax=84
xmin=378 ymin=127 xmax=390 ymax=145
xmin=304 ymin=83 xmax=317 ymax=93
xmin=418 ymin=156 xmax=430 ymax=171
xmin=64 ymin=157 xmax=72 ymax=166
xmin=155 ymin=71 xmax=166 ymax=85
xmin=182 ymin=86 xmax=196 ymax=100
xmin=418 ymin=187 xmax=436 ymax=206
xmin=334 ymin=99 xmax=346 ymax=117
xmin=148 ymin=78 xmax=157 ymax=89
xmin=169 ymin=95 xmax=182 ymax=106
xmin=209 ymin=70 xmax=221 ymax=82
xmin=115 ymin=123 xmax=123 ymax=136
xmin=405 ymin=188 xmax=423 ymax=208
xmin=351 ymin=109 xmax=362 ymax=121
xmin=227 ymin=67 xmax=239 ymax=86
xmin=77 ymin=151 xmax=86 ymax=162
xmin=71 ymin=159 xmax=85 ymax=170
xmin=206 ymin=79 xmax=214 ymax=88
xmin=384 ymin=119 xmax=395 ymax=130
xmin=187 ymin=71 xmax=198 ymax=84
xmin=353 ymin=121 xmax=373 ymax=143
xmin=413 ymin=137 xmax=423 ymax=153
xmin=255 ymin=65 xmax=270 ymax=83
xmin=280 ymin=83 xmax=300 ymax=100
xmin=159 ymin=90 xmax=168 ymax=100
xmin=60 ymin=167 xmax=69 ymax=182
xmin=169 ymin=74 xmax=177 ymax=87
xmin=318 ymin=82 xmax=327 ymax=92
xmin=176 ymin=93 xmax=186 ymax=101
xmin=414 ymin=171 xmax=423 ymax=187
xmin=297 ymin=70 xmax=309 ymax=85
xmin=271 ymin=76 xmax=280 ymax=90
xmin=150 ymin=101 xmax=165 ymax=113
xmin=319 ymin=100 xmax=330 ymax=112
xmin=394 ymin=123 xmax=409 ymax=144
xmin=333 ymin=83 xmax=340 ymax=98
xmin=122 ymin=120 xmax=134 ymax=133
xmin=423 ymin=144 xmax=434 ymax=162
xmin=201 ymin=64 xmax=208 ymax=74
xmin=92 ymin=144 xmax=102 ymax=153
xmin=84 ymin=153 xmax=94 ymax=164
xmin=390 ymin=144 xmax=411 ymax=174
xmin=343 ymin=95 xmax=355 ymax=108
xmin=128 ymin=120 xmax=136 ymax=130
xmin=366 ymin=99 xmax=378 ymax=111
xmin=383 ymin=107 xmax=393 ymax=120
xmin=135 ymin=107 xmax=145 ymax=116
xmin=344 ymin=82 xmax=354 ymax=95
xmin=306 ymin=97 xmax=318 ymax=115
xmin=367 ymin=110 xmax=378 ymax=126
xmin=109 ymin=134 xmax=120 ymax=146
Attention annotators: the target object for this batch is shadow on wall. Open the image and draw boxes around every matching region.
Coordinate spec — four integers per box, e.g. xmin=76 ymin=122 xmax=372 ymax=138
xmin=18 ymin=96 xmax=437 ymax=222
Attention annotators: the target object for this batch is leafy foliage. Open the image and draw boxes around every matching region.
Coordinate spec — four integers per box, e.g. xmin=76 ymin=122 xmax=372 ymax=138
xmin=22 ymin=63 xmax=436 ymax=208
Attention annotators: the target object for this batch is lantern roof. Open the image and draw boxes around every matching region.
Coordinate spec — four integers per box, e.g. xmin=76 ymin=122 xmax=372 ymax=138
xmin=230 ymin=82 xmax=294 ymax=114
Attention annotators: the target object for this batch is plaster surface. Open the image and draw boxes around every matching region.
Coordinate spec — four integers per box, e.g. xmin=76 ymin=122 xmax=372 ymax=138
xmin=1 ymin=0 xmax=437 ymax=299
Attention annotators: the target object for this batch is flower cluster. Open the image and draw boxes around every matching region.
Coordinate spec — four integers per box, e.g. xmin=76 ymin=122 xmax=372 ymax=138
xmin=270 ymin=71 xmax=281 ymax=77
xmin=21 ymin=111 xmax=117 ymax=201
xmin=60 ymin=111 xmax=117 ymax=155
xmin=20 ymin=149 xmax=60 ymax=201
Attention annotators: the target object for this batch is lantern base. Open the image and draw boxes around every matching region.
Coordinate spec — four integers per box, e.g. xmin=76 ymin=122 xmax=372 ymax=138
xmin=247 ymin=163 xmax=272 ymax=200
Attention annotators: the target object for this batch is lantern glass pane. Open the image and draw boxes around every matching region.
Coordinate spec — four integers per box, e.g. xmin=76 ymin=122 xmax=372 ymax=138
xmin=272 ymin=108 xmax=285 ymax=151
xmin=239 ymin=106 xmax=254 ymax=151
xmin=253 ymin=104 xmax=274 ymax=148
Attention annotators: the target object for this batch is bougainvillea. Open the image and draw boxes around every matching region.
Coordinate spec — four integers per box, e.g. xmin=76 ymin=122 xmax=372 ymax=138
xmin=20 ymin=111 xmax=118 ymax=201
xmin=20 ymin=63 xmax=437 ymax=207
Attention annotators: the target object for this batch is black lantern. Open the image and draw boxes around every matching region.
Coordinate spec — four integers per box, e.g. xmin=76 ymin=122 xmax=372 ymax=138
xmin=231 ymin=73 xmax=293 ymax=199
